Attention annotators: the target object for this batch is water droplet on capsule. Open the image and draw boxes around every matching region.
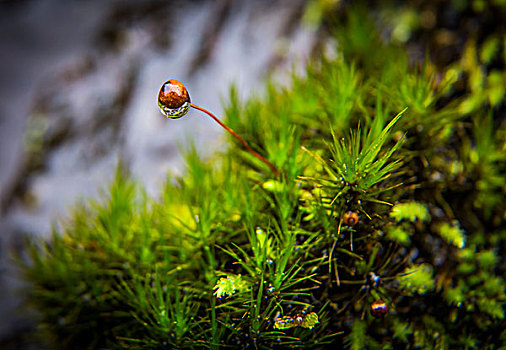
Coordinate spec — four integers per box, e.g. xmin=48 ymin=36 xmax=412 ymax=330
xmin=158 ymin=79 xmax=191 ymax=119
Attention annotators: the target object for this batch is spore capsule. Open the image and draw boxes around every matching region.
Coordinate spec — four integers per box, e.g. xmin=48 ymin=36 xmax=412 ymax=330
xmin=370 ymin=299 xmax=388 ymax=318
xmin=158 ymin=79 xmax=191 ymax=119
xmin=343 ymin=211 xmax=359 ymax=226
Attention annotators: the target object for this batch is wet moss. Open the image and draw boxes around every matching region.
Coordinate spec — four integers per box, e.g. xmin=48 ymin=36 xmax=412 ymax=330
xmin=22 ymin=2 xmax=505 ymax=349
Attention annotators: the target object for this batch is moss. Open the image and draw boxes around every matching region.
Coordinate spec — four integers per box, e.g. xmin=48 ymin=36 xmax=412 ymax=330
xmin=21 ymin=2 xmax=505 ymax=349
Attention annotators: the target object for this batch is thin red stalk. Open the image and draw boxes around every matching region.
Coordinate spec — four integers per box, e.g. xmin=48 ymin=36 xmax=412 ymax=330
xmin=190 ymin=103 xmax=280 ymax=176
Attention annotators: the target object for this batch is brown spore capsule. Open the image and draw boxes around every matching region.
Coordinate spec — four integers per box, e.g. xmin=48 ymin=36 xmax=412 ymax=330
xmin=370 ymin=299 xmax=388 ymax=318
xmin=343 ymin=211 xmax=359 ymax=226
xmin=158 ymin=79 xmax=191 ymax=118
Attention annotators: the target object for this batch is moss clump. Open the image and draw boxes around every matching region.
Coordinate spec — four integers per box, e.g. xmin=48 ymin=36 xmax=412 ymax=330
xmin=22 ymin=3 xmax=505 ymax=350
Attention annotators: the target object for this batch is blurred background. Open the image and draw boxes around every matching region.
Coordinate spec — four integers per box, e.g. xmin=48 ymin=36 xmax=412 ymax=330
xmin=0 ymin=0 xmax=322 ymax=345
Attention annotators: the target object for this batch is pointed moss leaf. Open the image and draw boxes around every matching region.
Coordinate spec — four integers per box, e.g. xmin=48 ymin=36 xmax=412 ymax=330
xmin=213 ymin=274 xmax=250 ymax=299
xmin=480 ymin=36 xmax=500 ymax=64
xmin=398 ymin=264 xmax=435 ymax=295
xmin=255 ymin=227 xmax=274 ymax=259
xmin=390 ymin=202 xmax=430 ymax=223
xmin=438 ymin=222 xmax=465 ymax=248
xmin=358 ymin=108 xmax=406 ymax=167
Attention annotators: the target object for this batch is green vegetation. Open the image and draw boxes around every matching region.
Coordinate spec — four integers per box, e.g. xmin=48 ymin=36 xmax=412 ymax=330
xmin=22 ymin=2 xmax=505 ymax=349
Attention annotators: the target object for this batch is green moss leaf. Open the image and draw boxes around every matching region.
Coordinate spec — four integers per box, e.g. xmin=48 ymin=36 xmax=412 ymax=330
xmin=438 ymin=222 xmax=466 ymax=248
xmin=347 ymin=318 xmax=367 ymax=350
xmin=476 ymin=297 xmax=505 ymax=319
xmin=213 ymin=274 xmax=250 ymax=299
xmin=399 ymin=264 xmax=435 ymax=294
xmin=480 ymin=36 xmax=500 ymax=64
xmin=477 ymin=250 xmax=498 ymax=270
xmin=443 ymin=284 xmax=465 ymax=307
xmin=301 ymin=312 xmax=320 ymax=329
xmin=273 ymin=312 xmax=320 ymax=330
xmin=390 ymin=202 xmax=430 ymax=223
xmin=387 ymin=225 xmax=411 ymax=245
xmin=392 ymin=319 xmax=413 ymax=343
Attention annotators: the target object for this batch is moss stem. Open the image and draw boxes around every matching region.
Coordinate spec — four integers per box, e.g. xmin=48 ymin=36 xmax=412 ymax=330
xmin=190 ymin=103 xmax=280 ymax=176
